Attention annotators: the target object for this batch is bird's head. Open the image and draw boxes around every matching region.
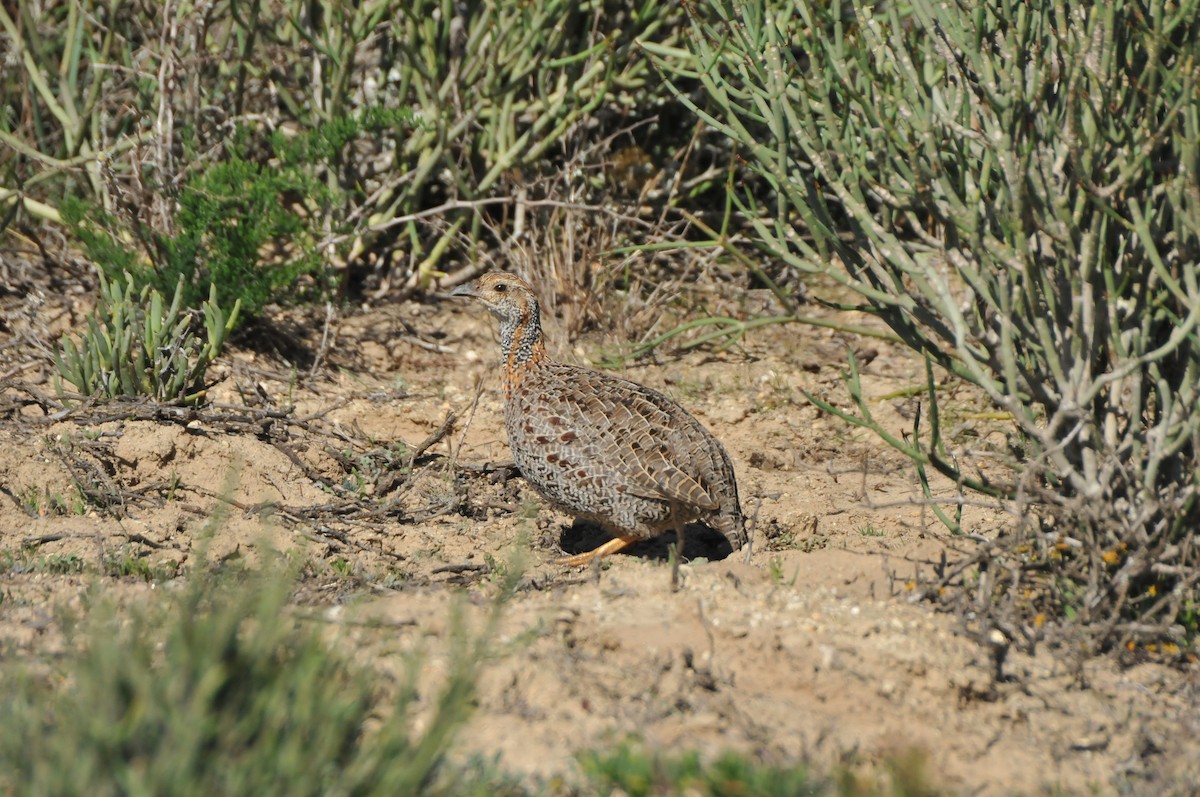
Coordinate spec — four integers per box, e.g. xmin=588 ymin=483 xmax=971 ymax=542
xmin=449 ymin=272 xmax=538 ymax=326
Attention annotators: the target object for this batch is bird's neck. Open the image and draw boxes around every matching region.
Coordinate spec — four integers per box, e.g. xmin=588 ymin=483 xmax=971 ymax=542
xmin=499 ymin=300 xmax=547 ymax=395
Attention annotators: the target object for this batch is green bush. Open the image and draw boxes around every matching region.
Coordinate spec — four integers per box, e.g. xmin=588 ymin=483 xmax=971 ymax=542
xmin=54 ymin=270 xmax=239 ymax=405
xmin=579 ymin=741 xmax=823 ymax=797
xmin=62 ymin=134 xmax=330 ymax=321
xmin=669 ymin=0 xmax=1200 ymax=650
xmin=158 ymin=152 xmax=324 ymax=316
xmin=0 ymin=559 xmax=499 ymax=797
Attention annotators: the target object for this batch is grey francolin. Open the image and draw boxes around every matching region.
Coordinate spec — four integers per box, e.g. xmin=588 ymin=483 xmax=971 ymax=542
xmin=451 ymin=272 xmax=746 ymax=567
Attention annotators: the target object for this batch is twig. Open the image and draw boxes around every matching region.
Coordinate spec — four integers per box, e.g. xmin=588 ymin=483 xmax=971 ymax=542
xmin=431 ymin=562 xmax=491 ymax=575
xmin=124 ymin=532 xmax=168 ymax=549
xmin=22 ymin=533 xmax=67 ymax=547
xmin=408 ymin=409 xmax=458 ymax=469
xmin=308 ymin=301 xmax=337 ymax=379
xmin=449 ymin=375 xmax=486 ymax=472
xmin=273 ymin=440 xmax=340 ymax=492
xmin=743 ymin=495 xmax=762 ymax=564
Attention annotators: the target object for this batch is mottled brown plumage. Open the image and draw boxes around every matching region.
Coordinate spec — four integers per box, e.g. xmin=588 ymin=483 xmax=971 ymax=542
xmin=451 ymin=272 xmax=746 ymax=567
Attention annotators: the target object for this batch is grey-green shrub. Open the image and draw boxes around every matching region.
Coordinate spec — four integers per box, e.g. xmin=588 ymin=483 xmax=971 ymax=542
xmin=667 ymin=0 xmax=1200 ymax=647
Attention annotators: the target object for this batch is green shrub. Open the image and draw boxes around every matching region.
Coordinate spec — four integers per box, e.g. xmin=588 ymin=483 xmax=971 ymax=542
xmin=669 ymin=0 xmax=1200 ymax=650
xmin=579 ymin=741 xmax=823 ymax=797
xmin=159 ymin=154 xmax=324 ymax=316
xmin=62 ymin=134 xmax=331 ymax=321
xmin=0 ymin=548 xmax=85 ymax=576
xmin=0 ymin=558 xmax=500 ymax=797
xmin=54 ymin=270 xmax=239 ymax=405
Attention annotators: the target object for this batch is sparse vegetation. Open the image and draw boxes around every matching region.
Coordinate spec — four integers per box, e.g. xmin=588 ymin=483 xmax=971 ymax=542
xmin=579 ymin=741 xmax=824 ymax=797
xmin=766 ymin=555 xmax=799 ymax=587
xmin=335 ymin=443 xmax=413 ymax=497
xmin=18 ymin=485 xmax=86 ymax=517
xmin=54 ymin=270 xmax=239 ymax=405
xmin=328 ymin=557 xmax=357 ymax=579
xmin=578 ymin=741 xmax=945 ymax=797
xmin=99 ymin=549 xmax=179 ymax=583
xmin=0 ymin=548 xmax=85 ymax=576
xmin=42 ymin=553 xmax=85 ymax=574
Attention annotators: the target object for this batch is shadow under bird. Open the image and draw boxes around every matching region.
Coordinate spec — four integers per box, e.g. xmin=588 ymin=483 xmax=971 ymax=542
xmin=450 ymin=272 xmax=746 ymax=567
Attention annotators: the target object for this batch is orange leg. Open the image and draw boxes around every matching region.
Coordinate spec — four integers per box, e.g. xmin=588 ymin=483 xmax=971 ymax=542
xmin=556 ymin=534 xmax=642 ymax=568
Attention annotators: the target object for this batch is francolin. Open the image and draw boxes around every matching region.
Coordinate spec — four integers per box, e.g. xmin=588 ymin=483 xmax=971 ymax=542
xmin=451 ymin=272 xmax=746 ymax=568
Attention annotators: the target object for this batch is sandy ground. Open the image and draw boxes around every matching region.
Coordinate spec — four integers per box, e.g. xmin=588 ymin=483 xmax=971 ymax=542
xmin=1 ymin=283 xmax=1197 ymax=795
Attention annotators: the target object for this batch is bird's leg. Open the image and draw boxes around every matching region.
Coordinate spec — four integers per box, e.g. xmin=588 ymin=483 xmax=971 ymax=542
xmin=556 ymin=534 xmax=641 ymax=568
xmin=670 ymin=516 xmax=686 ymax=592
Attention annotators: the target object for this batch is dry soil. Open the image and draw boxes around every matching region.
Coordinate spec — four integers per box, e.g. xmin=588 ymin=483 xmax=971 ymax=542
xmin=1 ymin=281 xmax=1197 ymax=795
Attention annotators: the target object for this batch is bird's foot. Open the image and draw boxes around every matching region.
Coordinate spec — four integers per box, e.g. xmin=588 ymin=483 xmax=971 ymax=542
xmin=556 ymin=534 xmax=641 ymax=568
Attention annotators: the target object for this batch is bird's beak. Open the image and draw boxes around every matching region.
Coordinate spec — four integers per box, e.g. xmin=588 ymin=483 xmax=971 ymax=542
xmin=449 ymin=282 xmax=475 ymax=298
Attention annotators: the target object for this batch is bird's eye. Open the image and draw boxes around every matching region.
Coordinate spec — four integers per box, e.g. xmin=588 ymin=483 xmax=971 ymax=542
xmin=494 ymin=283 xmax=508 ymax=293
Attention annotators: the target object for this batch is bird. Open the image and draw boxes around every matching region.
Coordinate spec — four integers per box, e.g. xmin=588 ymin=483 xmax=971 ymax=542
xmin=450 ymin=271 xmax=746 ymax=568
